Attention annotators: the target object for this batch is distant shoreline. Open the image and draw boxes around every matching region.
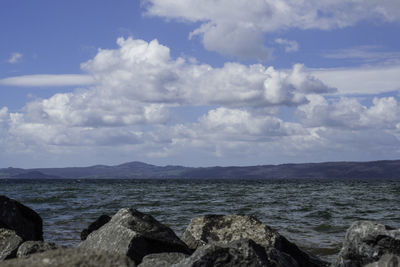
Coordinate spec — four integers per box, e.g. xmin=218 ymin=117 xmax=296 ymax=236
xmin=1 ymin=159 xmax=400 ymax=180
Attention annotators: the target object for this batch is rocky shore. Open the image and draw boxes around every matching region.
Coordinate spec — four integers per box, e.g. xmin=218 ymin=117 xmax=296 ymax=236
xmin=1 ymin=195 xmax=399 ymax=267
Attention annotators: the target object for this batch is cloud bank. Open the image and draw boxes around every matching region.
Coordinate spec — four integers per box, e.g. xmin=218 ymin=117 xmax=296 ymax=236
xmin=1 ymin=37 xmax=400 ymax=166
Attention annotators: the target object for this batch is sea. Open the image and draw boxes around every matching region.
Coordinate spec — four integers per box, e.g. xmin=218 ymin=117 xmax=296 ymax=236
xmin=1 ymin=178 xmax=400 ymax=262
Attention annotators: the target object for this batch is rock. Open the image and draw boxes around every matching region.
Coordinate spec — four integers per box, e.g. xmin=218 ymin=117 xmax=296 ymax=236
xmin=80 ymin=214 xmax=111 ymax=240
xmin=172 ymin=239 xmax=273 ymax=267
xmin=16 ymin=241 xmax=61 ymax=258
xmin=364 ymin=254 xmax=400 ymax=267
xmin=138 ymin=253 xmax=188 ymax=267
xmin=332 ymin=221 xmax=400 ymax=267
xmin=181 ymin=214 xmax=328 ymax=267
xmin=1 ymin=247 xmax=136 ymax=267
xmin=0 ymin=195 xmax=43 ymax=241
xmin=267 ymin=247 xmax=301 ymax=267
xmin=79 ymin=208 xmax=191 ymax=264
xmin=0 ymin=229 xmax=23 ymax=261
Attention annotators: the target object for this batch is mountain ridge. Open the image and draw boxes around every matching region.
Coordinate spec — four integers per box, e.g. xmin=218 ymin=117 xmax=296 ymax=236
xmin=0 ymin=159 xmax=399 ymax=179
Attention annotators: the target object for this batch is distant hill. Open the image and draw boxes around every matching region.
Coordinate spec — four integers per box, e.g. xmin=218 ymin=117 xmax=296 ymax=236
xmin=1 ymin=160 xmax=400 ymax=179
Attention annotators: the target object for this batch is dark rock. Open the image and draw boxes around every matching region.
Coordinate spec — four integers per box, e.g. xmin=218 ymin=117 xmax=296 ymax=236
xmin=80 ymin=214 xmax=111 ymax=240
xmin=16 ymin=241 xmax=61 ymax=258
xmin=1 ymin=247 xmax=136 ymax=267
xmin=0 ymin=229 xmax=23 ymax=261
xmin=79 ymin=208 xmax=191 ymax=264
xmin=267 ymin=247 xmax=300 ymax=267
xmin=0 ymin=195 xmax=43 ymax=241
xmin=138 ymin=253 xmax=188 ymax=267
xmin=181 ymin=214 xmax=328 ymax=267
xmin=365 ymin=254 xmax=400 ymax=267
xmin=332 ymin=221 xmax=400 ymax=267
xmin=172 ymin=239 xmax=272 ymax=267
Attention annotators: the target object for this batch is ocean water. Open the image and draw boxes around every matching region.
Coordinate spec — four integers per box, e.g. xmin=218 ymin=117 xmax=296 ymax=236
xmin=1 ymin=179 xmax=400 ymax=261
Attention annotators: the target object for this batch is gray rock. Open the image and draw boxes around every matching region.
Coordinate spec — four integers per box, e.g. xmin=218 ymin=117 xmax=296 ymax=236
xmin=79 ymin=208 xmax=191 ymax=264
xmin=1 ymin=247 xmax=136 ymax=267
xmin=0 ymin=195 xmax=43 ymax=241
xmin=16 ymin=241 xmax=61 ymax=258
xmin=0 ymin=228 xmax=23 ymax=261
xmin=182 ymin=214 xmax=328 ymax=267
xmin=139 ymin=253 xmax=188 ymax=267
xmin=172 ymin=239 xmax=272 ymax=267
xmin=364 ymin=254 xmax=400 ymax=267
xmin=332 ymin=221 xmax=400 ymax=267
xmin=80 ymin=214 xmax=111 ymax=240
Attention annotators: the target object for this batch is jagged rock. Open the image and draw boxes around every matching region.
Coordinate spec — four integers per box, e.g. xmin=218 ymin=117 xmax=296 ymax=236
xmin=0 ymin=228 xmax=23 ymax=260
xmin=16 ymin=241 xmax=61 ymax=258
xmin=138 ymin=252 xmax=188 ymax=267
xmin=80 ymin=214 xmax=111 ymax=240
xmin=332 ymin=221 xmax=400 ymax=267
xmin=0 ymin=195 xmax=43 ymax=241
xmin=365 ymin=254 xmax=400 ymax=267
xmin=181 ymin=214 xmax=328 ymax=267
xmin=1 ymin=248 xmax=136 ymax=267
xmin=79 ymin=208 xmax=191 ymax=264
xmin=172 ymin=239 xmax=275 ymax=267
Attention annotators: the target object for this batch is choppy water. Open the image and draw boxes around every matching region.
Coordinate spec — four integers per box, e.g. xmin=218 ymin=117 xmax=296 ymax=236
xmin=1 ymin=179 xmax=400 ymax=261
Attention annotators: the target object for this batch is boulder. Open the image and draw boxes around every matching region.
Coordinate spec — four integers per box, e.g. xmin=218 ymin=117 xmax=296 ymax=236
xmin=79 ymin=208 xmax=191 ymax=264
xmin=332 ymin=221 xmax=400 ymax=267
xmin=16 ymin=241 xmax=61 ymax=258
xmin=172 ymin=239 xmax=275 ymax=267
xmin=0 ymin=247 xmax=136 ymax=267
xmin=138 ymin=253 xmax=188 ymax=267
xmin=0 ymin=195 xmax=43 ymax=241
xmin=364 ymin=254 xmax=400 ymax=267
xmin=80 ymin=214 xmax=111 ymax=240
xmin=0 ymin=229 xmax=23 ymax=260
xmin=181 ymin=214 xmax=328 ymax=267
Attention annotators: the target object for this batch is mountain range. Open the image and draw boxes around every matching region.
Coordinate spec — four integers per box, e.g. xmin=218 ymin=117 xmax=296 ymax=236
xmin=1 ymin=160 xmax=400 ymax=179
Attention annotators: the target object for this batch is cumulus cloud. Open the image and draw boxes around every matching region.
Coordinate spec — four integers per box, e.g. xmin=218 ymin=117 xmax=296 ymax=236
xmin=2 ymin=37 xmax=400 ymax=166
xmin=81 ymin=37 xmax=333 ymax=108
xmin=0 ymin=38 xmax=328 ymax=148
xmin=20 ymin=90 xmax=170 ymax=128
xmin=7 ymin=52 xmax=22 ymax=64
xmin=297 ymin=95 xmax=400 ymax=130
xmin=0 ymin=74 xmax=95 ymax=87
xmin=144 ymin=0 xmax=400 ymax=59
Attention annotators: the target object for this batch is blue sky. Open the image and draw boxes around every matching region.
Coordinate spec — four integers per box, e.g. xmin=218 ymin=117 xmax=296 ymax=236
xmin=1 ymin=0 xmax=400 ymax=168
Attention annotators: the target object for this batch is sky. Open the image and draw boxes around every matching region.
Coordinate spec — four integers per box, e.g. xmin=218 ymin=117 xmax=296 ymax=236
xmin=1 ymin=0 xmax=400 ymax=168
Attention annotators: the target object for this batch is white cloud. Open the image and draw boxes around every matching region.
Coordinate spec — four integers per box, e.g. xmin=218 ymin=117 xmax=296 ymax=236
xmin=275 ymin=38 xmax=299 ymax=53
xmin=1 ymin=38 xmax=330 ymax=144
xmin=189 ymin=21 xmax=270 ymax=60
xmin=199 ymin=107 xmax=288 ymax=139
xmin=312 ymin=65 xmax=400 ymax=95
xmin=0 ymin=74 xmax=95 ymax=87
xmin=144 ymin=0 xmax=400 ymax=59
xmin=297 ymin=95 xmax=400 ymax=130
xmin=8 ymin=52 xmax=22 ymax=64
xmin=21 ymin=90 xmax=170 ymax=128
xmin=81 ymin=37 xmax=333 ymax=107
xmin=2 ymin=37 xmax=400 ymax=166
